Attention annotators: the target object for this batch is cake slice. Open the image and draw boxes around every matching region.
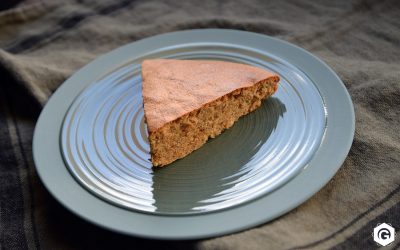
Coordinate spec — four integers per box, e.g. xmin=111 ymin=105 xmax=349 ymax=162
xmin=142 ymin=59 xmax=279 ymax=167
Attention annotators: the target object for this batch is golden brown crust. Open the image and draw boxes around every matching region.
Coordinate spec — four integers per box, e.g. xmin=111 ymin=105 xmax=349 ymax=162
xmin=141 ymin=59 xmax=280 ymax=167
xmin=142 ymin=59 xmax=278 ymax=132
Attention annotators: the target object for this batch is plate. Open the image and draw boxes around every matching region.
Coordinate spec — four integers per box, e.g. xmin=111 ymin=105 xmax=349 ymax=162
xmin=33 ymin=29 xmax=354 ymax=239
xmin=60 ymin=40 xmax=326 ymax=215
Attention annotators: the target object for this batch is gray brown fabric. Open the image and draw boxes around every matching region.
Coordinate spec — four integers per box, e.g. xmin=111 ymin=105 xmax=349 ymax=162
xmin=0 ymin=0 xmax=399 ymax=249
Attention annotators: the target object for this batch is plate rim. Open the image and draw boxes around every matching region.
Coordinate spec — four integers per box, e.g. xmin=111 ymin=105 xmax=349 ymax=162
xmin=33 ymin=29 xmax=355 ymax=240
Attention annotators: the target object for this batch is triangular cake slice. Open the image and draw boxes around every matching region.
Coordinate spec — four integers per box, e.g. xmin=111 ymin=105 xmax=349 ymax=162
xmin=142 ymin=59 xmax=279 ymax=167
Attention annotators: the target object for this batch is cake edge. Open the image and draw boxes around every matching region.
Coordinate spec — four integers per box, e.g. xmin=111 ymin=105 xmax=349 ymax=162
xmin=145 ymin=75 xmax=280 ymax=167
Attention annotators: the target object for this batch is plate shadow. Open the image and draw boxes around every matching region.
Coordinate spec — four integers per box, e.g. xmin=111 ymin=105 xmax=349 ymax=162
xmin=151 ymin=97 xmax=286 ymax=214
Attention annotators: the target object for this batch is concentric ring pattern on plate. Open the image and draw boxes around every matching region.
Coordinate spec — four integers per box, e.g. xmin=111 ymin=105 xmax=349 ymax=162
xmin=61 ymin=43 xmax=327 ymax=215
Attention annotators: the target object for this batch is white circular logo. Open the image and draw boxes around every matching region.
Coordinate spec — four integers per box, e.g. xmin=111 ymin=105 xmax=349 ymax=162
xmin=373 ymin=223 xmax=396 ymax=246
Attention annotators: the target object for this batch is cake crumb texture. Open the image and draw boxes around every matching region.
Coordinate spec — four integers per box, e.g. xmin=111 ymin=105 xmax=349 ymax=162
xmin=142 ymin=59 xmax=279 ymax=167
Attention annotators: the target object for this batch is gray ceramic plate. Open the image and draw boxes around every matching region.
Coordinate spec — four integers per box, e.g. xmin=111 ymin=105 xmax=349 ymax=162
xmin=33 ymin=29 xmax=354 ymax=239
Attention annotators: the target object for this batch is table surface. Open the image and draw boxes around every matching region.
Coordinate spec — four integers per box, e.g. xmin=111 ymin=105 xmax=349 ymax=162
xmin=0 ymin=0 xmax=399 ymax=249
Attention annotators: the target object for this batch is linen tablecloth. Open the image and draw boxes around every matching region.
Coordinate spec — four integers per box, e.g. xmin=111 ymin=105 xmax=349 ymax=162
xmin=0 ymin=0 xmax=399 ymax=249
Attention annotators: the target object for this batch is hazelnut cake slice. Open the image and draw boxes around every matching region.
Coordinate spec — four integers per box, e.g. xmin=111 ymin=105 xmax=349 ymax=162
xmin=142 ymin=59 xmax=280 ymax=167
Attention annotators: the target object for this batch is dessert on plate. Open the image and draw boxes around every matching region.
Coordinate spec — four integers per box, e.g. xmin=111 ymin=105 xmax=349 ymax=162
xmin=142 ymin=59 xmax=280 ymax=167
